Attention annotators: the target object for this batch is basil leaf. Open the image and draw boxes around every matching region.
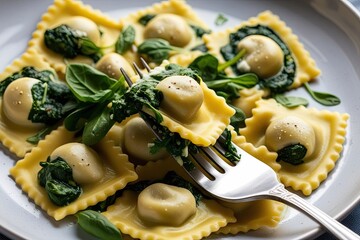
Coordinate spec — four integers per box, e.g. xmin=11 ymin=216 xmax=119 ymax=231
xmin=66 ymin=64 xmax=117 ymax=103
xmin=64 ymin=104 xmax=93 ymax=131
xmin=76 ymin=210 xmax=122 ymax=240
xmin=215 ymin=13 xmax=228 ymax=26
xmin=188 ymin=53 xmax=219 ymax=81
xmin=137 ymin=38 xmax=173 ymax=63
xmin=82 ymin=106 xmax=115 ymax=145
xmin=274 ymin=94 xmax=309 ymax=108
xmin=304 ymin=83 xmax=340 ymax=106
xmin=115 ymin=25 xmax=135 ymax=54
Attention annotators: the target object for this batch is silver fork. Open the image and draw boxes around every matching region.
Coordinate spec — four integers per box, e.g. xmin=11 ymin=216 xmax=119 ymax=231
xmin=120 ymin=62 xmax=360 ymax=240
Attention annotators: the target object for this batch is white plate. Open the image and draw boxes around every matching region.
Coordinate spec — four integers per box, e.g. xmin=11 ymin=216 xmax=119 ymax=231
xmin=0 ymin=0 xmax=360 ymax=239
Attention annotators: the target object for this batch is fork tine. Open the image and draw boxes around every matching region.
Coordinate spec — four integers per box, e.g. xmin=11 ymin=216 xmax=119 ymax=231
xmin=120 ymin=68 xmax=133 ymax=87
xmin=190 ymin=151 xmax=224 ymax=180
xmin=140 ymin=57 xmax=151 ymax=72
xmin=132 ymin=62 xmax=143 ymax=78
xmin=202 ymin=146 xmax=233 ymax=171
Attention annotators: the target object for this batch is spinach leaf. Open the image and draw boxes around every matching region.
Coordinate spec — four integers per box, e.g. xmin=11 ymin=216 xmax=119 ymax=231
xmin=274 ymin=94 xmax=309 ymax=108
xmin=64 ymin=104 xmax=94 ymax=131
xmin=115 ymin=25 xmax=135 ymax=54
xmin=190 ymin=24 xmax=211 ymax=38
xmin=190 ymin=44 xmax=208 ymax=53
xmin=137 ymin=38 xmax=184 ymax=63
xmin=66 ymin=63 xmax=120 ymax=103
xmin=220 ymin=25 xmax=296 ymax=93
xmin=76 ymin=210 xmax=122 ymax=240
xmin=188 ymin=53 xmax=219 ymax=81
xmin=188 ymin=53 xmax=258 ymax=102
xmin=26 ymin=126 xmax=56 ymax=144
xmin=82 ymin=106 xmax=115 ymax=145
xmin=229 ymin=105 xmax=246 ymax=132
xmin=304 ymin=82 xmax=340 ymax=106
xmin=38 ymin=157 xmax=81 ymax=206
xmin=138 ymin=14 xmax=156 ymax=26
xmin=44 ymin=24 xmax=102 ymax=62
xmin=215 ymin=13 xmax=228 ymax=26
xmin=276 ymin=143 xmax=307 ymax=165
xmin=221 ymin=128 xmax=241 ymax=163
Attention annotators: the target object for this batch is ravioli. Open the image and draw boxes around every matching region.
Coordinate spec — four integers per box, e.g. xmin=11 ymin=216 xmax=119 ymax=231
xmin=10 ymin=126 xmax=138 ymax=220
xmin=120 ymin=0 xmax=210 ymax=64
xmin=28 ymin=0 xmax=122 ymax=78
xmin=146 ymin=65 xmax=235 ymax=147
xmin=0 ymin=49 xmax=58 ymax=157
xmin=203 ymin=11 xmax=320 ymax=89
xmin=240 ymin=99 xmax=349 ymax=195
xmin=104 ymin=157 xmax=236 ymax=240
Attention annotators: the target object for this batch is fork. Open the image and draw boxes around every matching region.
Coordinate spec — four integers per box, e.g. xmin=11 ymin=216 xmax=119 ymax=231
xmin=119 ymin=62 xmax=360 ymax=240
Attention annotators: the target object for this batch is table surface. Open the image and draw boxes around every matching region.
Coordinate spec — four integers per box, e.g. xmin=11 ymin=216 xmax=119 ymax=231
xmin=1 ymin=0 xmax=360 ymax=239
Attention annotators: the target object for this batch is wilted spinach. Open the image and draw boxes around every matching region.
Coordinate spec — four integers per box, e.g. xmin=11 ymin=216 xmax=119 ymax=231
xmin=38 ymin=157 xmax=82 ymax=206
xmin=276 ymin=143 xmax=307 ymax=165
xmin=220 ymin=25 xmax=296 ymax=93
xmin=44 ymin=24 xmax=103 ymax=62
xmin=0 ymin=66 xmax=56 ymax=95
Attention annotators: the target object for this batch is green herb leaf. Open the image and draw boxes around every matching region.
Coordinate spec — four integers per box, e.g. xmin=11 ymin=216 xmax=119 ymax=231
xmin=304 ymin=83 xmax=340 ymax=106
xmin=138 ymin=14 xmax=156 ymax=26
xmin=66 ymin=64 xmax=118 ymax=103
xmin=27 ymin=126 xmax=56 ymax=144
xmin=274 ymin=94 xmax=309 ymax=108
xmin=189 ymin=25 xmax=211 ymax=38
xmin=188 ymin=53 xmax=219 ymax=81
xmin=115 ymin=25 xmax=135 ymax=54
xmin=82 ymin=106 xmax=115 ymax=145
xmin=276 ymin=143 xmax=307 ymax=165
xmin=229 ymin=105 xmax=246 ymax=132
xmin=137 ymin=38 xmax=184 ymax=63
xmin=76 ymin=210 xmax=122 ymax=240
xmin=215 ymin=13 xmax=228 ymax=26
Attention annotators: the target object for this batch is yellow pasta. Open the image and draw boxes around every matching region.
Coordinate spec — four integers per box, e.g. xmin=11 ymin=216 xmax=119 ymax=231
xmin=240 ymin=99 xmax=349 ymax=195
xmin=203 ymin=11 xmax=320 ymax=89
xmin=28 ymin=0 xmax=122 ymax=78
xmin=10 ymin=126 xmax=138 ymax=220
xmin=0 ymin=49 xmax=59 ymax=157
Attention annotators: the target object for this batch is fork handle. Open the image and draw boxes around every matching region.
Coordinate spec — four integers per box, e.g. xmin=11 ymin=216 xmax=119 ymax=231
xmin=269 ymin=185 xmax=360 ymax=239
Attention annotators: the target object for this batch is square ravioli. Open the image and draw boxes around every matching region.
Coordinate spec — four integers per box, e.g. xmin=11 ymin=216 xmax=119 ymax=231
xmin=119 ymin=0 xmax=210 ymax=64
xmin=203 ymin=11 xmax=320 ymax=90
xmin=10 ymin=126 xmax=138 ymax=220
xmin=28 ymin=0 xmax=123 ymax=77
xmin=240 ymin=99 xmax=349 ymax=195
xmin=0 ymin=49 xmax=60 ymax=157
